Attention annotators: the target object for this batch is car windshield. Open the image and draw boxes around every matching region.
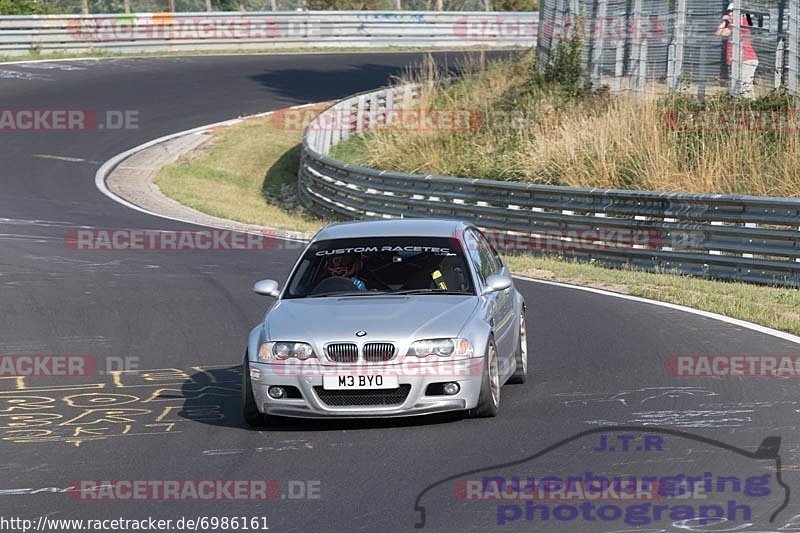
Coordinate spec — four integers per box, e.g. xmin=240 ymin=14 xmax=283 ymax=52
xmin=284 ymin=236 xmax=475 ymax=299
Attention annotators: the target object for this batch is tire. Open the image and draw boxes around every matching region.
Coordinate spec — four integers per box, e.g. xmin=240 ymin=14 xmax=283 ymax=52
xmin=242 ymin=354 xmax=267 ymax=427
xmin=468 ymin=337 xmax=500 ymax=418
xmin=508 ymin=310 xmax=528 ymax=384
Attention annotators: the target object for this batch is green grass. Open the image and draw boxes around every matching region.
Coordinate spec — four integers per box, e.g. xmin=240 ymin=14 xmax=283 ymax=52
xmin=339 ymin=51 xmax=800 ymax=197
xmin=504 ymin=255 xmax=800 ymax=335
xmin=155 ymin=107 xmax=326 ymax=234
xmin=328 ymin=135 xmax=368 ymax=164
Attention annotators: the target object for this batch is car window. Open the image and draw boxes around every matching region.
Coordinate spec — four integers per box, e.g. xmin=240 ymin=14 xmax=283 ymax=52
xmin=465 ymin=229 xmax=502 ymax=282
xmin=475 ymin=230 xmax=504 ymax=276
xmin=285 ymin=236 xmax=475 ymax=298
xmin=463 ymin=230 xmax=486 ymax=283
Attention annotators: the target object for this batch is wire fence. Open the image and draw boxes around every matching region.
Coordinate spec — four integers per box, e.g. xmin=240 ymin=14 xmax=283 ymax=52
xmin=537 ymin=0 xmax=800 ymax=98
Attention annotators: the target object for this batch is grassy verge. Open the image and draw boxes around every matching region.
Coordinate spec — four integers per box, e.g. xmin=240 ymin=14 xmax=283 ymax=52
xmin=333 ymin=51 xmax=800 ymax=197
xmin=504 ymin=255 xmax=800 ymax=335
xmin=155 ymin=106 xmax=326 ymax=234
xmin=156 ymin=97 xmax=799 ymax=336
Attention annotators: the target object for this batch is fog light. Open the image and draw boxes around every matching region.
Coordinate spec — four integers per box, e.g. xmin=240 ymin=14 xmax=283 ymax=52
xmin=268 ymin=386 xmax=286 ymax=399
xmin=443 ymin=382 xmax=460 ymax=396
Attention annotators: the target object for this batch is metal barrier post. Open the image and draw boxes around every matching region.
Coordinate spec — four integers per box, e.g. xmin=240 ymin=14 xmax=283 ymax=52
xmin=790 ymin=0 xmax=800 ymax=94
xmin=614 ymin=39 xmax=625 ymax=93
xmin=671 ymin=0 xmax=687 ymax=91
xmin=628 ymin=0 xmax=643 ymax=93
xmin=730 ymin=0 xmax=742 ymax=96
xmin=590 ymin=0 xmax=608 ymax=88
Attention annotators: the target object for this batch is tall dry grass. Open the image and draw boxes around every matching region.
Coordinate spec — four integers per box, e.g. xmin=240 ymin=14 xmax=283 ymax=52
xmin=352 ymin=52 xmax=800 ymax=197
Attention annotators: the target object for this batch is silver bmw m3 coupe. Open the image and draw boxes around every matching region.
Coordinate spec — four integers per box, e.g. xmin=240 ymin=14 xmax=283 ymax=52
xmin=243 ymin=219 xmax=527 ymax=425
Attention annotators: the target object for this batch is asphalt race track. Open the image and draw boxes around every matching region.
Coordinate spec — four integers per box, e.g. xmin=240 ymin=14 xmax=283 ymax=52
xmin=1 ymin=53 xmax=799 ymax=532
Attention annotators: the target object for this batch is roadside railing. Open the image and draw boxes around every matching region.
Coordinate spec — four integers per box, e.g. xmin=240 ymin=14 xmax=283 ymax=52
xmin=298 ymin=82 xmax=800 ymax=288
xmin=0 ymin=11 xmax=538 ymax=56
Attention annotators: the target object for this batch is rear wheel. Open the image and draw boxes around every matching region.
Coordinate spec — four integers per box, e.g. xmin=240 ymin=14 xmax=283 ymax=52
xmin=468 ymin=338 xmax=499 ymax=418
xmin=242 ymin=354 xmax=267 ymax=427
xmin=508 ymin=310 xmax=528 ymax=384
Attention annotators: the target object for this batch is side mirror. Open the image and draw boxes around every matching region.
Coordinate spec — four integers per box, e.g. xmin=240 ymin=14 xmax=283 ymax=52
xmin=253 ymin=279 xmax=281 ymax=298
xmin=482 ymin=274 xmax=512 ymax=295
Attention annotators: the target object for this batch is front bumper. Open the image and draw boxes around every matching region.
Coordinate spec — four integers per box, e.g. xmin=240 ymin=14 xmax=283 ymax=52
xmin=249 ymin=358 xmax=485 ymax=418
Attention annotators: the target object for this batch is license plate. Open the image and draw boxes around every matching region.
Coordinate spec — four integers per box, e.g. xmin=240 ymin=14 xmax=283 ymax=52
xmin=323 ymin=375 xmax=398 ymax=390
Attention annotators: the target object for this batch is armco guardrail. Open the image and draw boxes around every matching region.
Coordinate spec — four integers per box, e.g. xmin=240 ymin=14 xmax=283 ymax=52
xmin=0 ymin=11 xmax=537 ymax=56
xmin=299 ymin=83 xmax=800 ymax=287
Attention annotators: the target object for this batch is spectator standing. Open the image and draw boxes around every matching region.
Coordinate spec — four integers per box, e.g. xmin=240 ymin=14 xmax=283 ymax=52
xmin=716 ymin=3 xmax=759 ymax=99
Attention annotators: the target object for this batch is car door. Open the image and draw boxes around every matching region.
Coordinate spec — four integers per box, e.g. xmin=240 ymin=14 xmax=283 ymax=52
xmin=474 ymin=230 xmax=516 ymax=373
xmin=464 ymin=229 xmax=516 ymax=376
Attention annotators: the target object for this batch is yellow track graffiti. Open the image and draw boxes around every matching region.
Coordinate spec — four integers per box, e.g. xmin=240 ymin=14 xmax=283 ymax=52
xmin=0 ymin=365 xmax=238 ymax=447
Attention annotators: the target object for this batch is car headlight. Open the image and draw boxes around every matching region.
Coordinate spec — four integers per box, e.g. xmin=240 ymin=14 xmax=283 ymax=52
xmin=407 ymin=338 xmax=473 ymax=358
xmin=258 ymin=342 xmax=316 ymax=362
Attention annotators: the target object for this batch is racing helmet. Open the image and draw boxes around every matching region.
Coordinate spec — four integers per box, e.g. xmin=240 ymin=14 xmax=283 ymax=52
xmin=327 ymin=254 xmax=358 ymax=277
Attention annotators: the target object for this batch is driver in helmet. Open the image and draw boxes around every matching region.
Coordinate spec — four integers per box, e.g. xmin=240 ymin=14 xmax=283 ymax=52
xmin=327 ymin=254 xmax=367 ymax=291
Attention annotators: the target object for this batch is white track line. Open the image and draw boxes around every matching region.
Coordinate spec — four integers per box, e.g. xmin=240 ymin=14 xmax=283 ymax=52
xmin=94 ymin=108 xmax=800 ymax=347
xmin=516 ymin=276 xmax=800 ymax=345
xmin=94 ymin=105 xmax=318 ymax=243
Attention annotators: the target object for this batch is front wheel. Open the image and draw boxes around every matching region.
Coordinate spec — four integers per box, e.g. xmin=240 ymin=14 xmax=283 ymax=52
xmin=242 ymin=354 xmax=267 ymax=427
xmin=468 ymin=338 xmax=500 ymax=418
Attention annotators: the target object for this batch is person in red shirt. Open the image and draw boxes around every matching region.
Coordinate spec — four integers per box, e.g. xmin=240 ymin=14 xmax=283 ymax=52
xmin=716 ymin=3 xmax=759 ymax=98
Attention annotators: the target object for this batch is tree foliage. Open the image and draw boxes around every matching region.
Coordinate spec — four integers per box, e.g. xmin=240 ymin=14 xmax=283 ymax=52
xmin=539 ymin=19 xmax=588 ymax=96
xmin=0 ymin=0 xmax=53 ymax=14
xmin=494 ymin=0 xmax=537 ymax=10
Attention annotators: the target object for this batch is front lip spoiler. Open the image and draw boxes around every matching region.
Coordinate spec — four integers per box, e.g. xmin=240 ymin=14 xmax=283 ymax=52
xmin=264 ymin=400 xmax=467 ymax=419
